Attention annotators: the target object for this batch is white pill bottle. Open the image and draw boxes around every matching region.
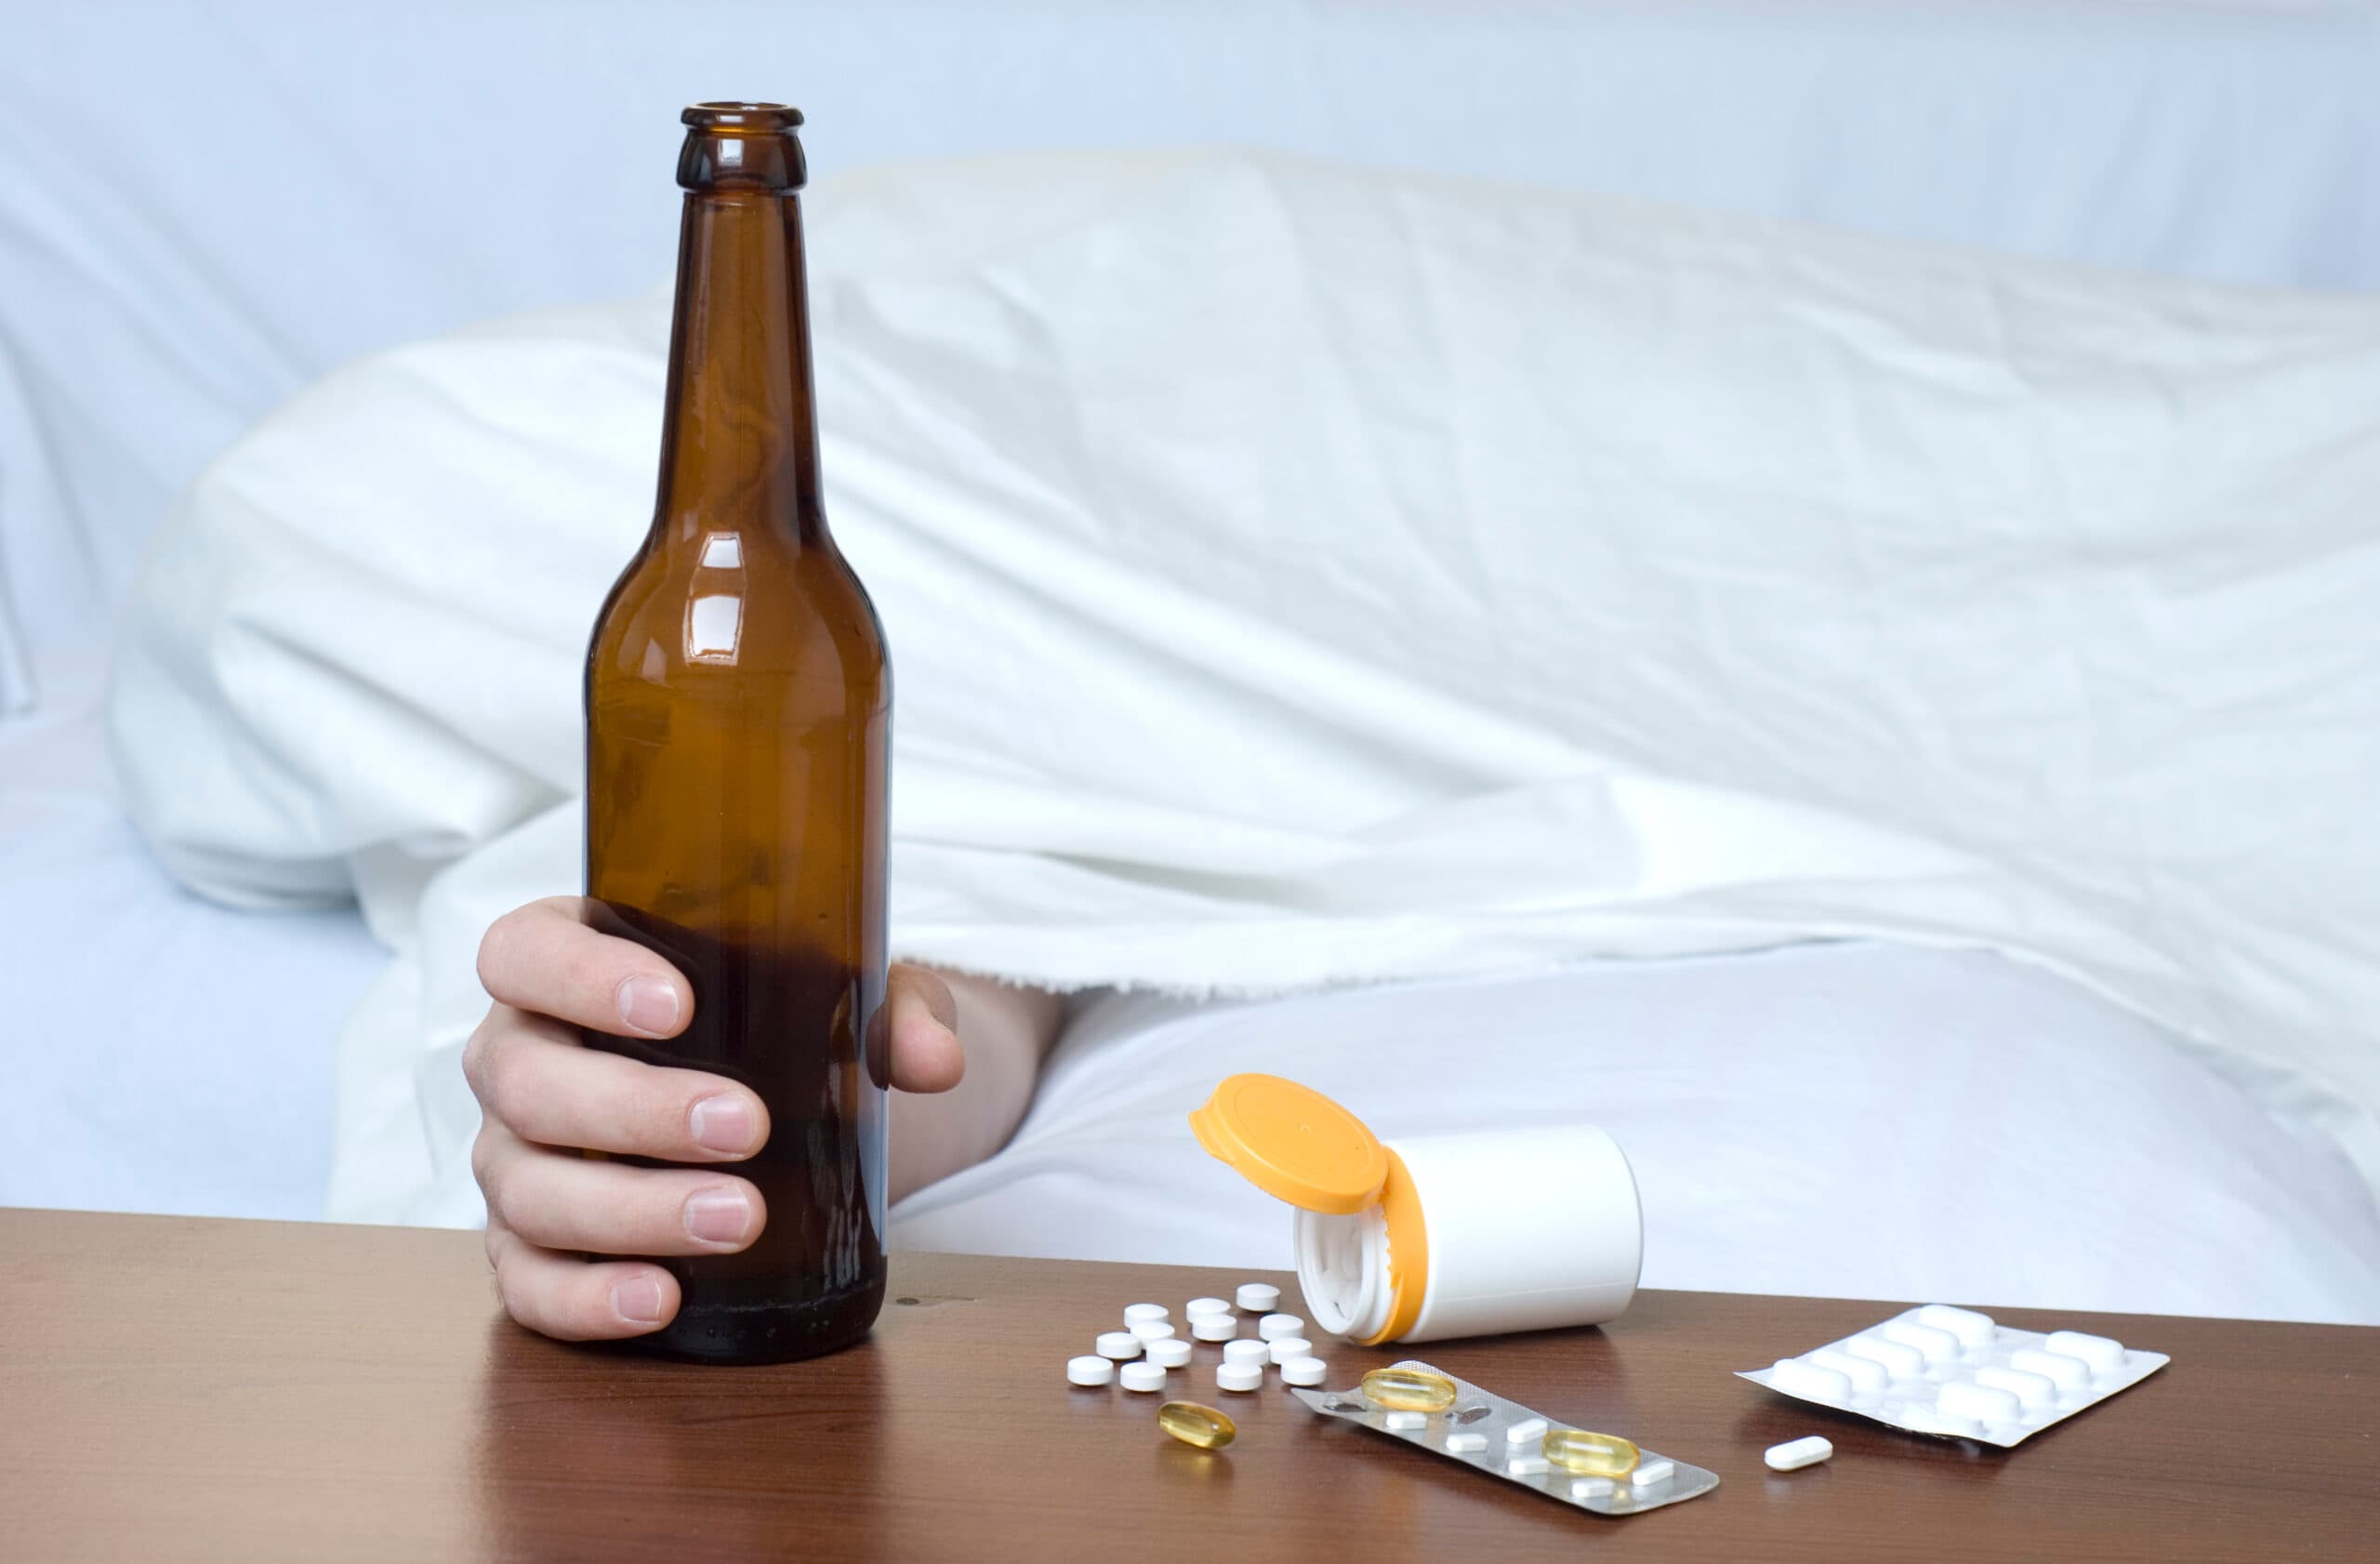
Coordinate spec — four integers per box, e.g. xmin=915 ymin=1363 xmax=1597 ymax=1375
xmin=1190 ymin=1073 xmax=1642 ymax=1345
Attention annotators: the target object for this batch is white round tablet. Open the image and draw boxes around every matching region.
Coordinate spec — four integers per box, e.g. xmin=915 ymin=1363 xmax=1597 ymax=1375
xmin=1235 ymin=1282 xmax=1281 ymax=1313
xmin=1280 ymin=1356 xmax=1328 ymax=1386
xmin=1094 ymin=1331 xmax=1142 ymax=1360
xmin=1217 ymin=1361 xmax=1263 ymax=1393
xmin=1130 ymin=1319 xmax=1177 ymax=1342
xmin=1189 ymin=1313 xmax=1238 ymax=1342
xmin=1222 ymin=1338 xmax=1270 ymax=1366
xmin=1266 ymin=1337 xmax=1313 ymax=1365
xmin=1123 ymin=1303 xmax=1169 ymax=1326
xmin=1119 ymin=1361 xmax=1167 ymax=1393
xmin=1256 ymin=1313 xmax=1304 ymax=1341
xmin=1066 ymin=1355 xmax=1115 ymax=1386
xmin=1145 ymin=1337 xmax=1193 ymax=1369
xmin=1184 ymin=1296 xmax=1233 ymax=1317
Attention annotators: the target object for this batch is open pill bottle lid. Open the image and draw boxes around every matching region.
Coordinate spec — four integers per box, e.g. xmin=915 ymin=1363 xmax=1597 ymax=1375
xmin=1190 ymin=1073 xmax=1428 ymax=1344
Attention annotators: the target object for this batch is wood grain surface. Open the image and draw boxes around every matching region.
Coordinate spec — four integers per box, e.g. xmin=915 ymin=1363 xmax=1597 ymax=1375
xmin=1 ymin=1207 xmax=2373 ymax=1562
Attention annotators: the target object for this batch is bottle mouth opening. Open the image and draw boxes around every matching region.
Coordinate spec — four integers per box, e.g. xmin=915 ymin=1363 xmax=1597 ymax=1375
xmin=1295 ymin=1207 xmax=1394 ymax=1341
xmin=682 ymin=101 xmax=804 ymax=132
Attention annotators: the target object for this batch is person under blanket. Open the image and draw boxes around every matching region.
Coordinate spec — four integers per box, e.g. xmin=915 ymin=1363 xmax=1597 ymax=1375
xmin=465 ymin=895 xmax=1060 ymax=1343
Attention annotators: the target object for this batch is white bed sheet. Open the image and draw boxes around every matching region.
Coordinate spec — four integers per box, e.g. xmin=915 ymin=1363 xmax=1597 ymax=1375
xmin=0 ymin=652 xmax=385 ymax=1219
xmin=898 ymin=941 xmax=2380 ymax=1324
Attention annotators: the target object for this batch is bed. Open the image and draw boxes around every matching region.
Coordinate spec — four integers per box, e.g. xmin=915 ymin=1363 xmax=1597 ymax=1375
xmin=7 ymin=1 xmax=2380 ymax=1325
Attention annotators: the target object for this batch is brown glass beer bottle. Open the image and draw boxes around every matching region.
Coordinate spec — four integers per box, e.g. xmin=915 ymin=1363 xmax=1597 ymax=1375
xmin=582 ymin=102 xmax=889 ymax=1363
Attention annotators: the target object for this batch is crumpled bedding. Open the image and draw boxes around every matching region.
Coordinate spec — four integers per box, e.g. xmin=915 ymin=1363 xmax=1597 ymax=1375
xmin=107 ymin=151 xmax=2380 ymax=1225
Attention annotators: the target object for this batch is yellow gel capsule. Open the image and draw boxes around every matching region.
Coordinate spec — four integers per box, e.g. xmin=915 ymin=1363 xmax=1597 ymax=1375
xmin=1543 ymin=1428 xmax=1640 ymax=1478
xmin=1360 ymin=1366 xmax=1459 ymax=1412
xmin=1157 ymin=1400 xmax=1237 ymax=1450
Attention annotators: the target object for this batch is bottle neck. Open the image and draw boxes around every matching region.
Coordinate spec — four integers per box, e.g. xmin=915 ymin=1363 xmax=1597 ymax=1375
xmin=652 ymin=184 xmax=824 ymax=550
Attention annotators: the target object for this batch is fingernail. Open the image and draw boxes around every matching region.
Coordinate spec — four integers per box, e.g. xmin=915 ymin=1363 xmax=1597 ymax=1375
xmin=689 ymin=1094 xmax=757 ymax=1155
xmin=612 ymin=1275 xmax=665 ymax=1325
xmin=617 ymin=976 xmax=680 ymax=1035
xmin=685 ymin=1188 xmax=753 ymax=1246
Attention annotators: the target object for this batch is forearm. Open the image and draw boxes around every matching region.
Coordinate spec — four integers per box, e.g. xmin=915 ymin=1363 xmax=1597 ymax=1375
xmin=888 ymin=971 xmax=1064 ymax=1202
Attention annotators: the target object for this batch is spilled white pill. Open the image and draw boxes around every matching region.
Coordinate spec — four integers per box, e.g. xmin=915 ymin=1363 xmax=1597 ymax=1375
xmin=2009 ymin=1347 xmax=2092 ymax=1395
xmin=1216 ymin=1361 xmax=1263 ymax=1393
xmin=1267 ymin=1337 xmax=1313 ymax=1365
xmin=1222 ymin=1339 xmax=1270 ymax=1366
xmin=1144 ymin=1337 xmax=1193 ymax=1369
xmin=2045 ymin=1331 xmax=2126 ymax=1376
xmin=1123 ymin=1303 xmax=1169 ymax=1326
xmin=1280 ymin=1356 xmax=1328 ymax=1387
xmin=1257 ymin=1313 xmax=1305 ymax=1342
xmin=1974 ymin=1364 xmax=2056 ymax=1410
xmin=1881 ymin=1319 xmax=1961 ymax=1364
xmin=1183 ymin=1296 xmax=1232 ymax=1318
xmin=1505 ymin=1416 xmax=1549 ymax=1445
xmin=1765 ymin=1436 xmax=1832 ymax=1472
xmin=1119 ymin=1361 xmax=1167 ymax=1393
xmin=1770 ymin=1358 xmax=1854 ymax=1402
xmin=1632 ymin=1458 xmax=1676 ymax=1488
xmin=1094 ymin=1331 xmax=1143 ymax=1360
xmin=1190 ymin=1313 xmax=1239 ymax=1342
xmin=1235 ymin=1282 xmax=1281 ymax=1313
xmin=1066 ymin=1355 xmax=1115 ymax=1386
xmin=1130 ymin=1319 xmax=1177 ymax=1342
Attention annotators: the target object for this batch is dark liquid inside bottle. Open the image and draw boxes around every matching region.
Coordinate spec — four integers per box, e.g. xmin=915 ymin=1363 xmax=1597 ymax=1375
xmin=581 ymin=101 xmax=890 ymax=1364
xmin=588 ymin=916 xmax=887 ymax=1363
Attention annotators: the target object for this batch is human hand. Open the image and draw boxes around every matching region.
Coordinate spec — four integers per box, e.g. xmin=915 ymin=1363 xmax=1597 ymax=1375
xmin=462 ymin=895 xmax=963 ymax=1341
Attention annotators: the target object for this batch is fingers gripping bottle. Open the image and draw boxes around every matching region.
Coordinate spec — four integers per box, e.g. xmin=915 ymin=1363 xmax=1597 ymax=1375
xmin=1191 ymin=1075 xmax=1642 ymax=1343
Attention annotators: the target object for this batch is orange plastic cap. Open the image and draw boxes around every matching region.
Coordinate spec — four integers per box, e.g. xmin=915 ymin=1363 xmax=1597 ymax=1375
xmin=1189 ymin=1073 xmax=1390 ymax=1215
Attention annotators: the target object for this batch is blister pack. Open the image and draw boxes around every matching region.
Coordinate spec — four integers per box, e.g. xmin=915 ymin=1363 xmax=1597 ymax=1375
xmin=1293 ymin=1360 xmax=1719 ymax=1517
xmin=1739 ymin=1304 xmax=2167 ymax=1448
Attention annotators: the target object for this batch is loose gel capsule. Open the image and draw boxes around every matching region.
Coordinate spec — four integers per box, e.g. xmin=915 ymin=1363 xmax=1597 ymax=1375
xmin=1916 ymin=1305 xmax=1996 ymax=1349
xmin=1157 ymin=1400 xmax=1236 ymax=1450
xmin=1145 ymin=1337 xmax=1194 ymax=1369
xmin=1361 ymin=1366 xmax=1459 ymax=1412
xmin=1280 ymin=1356 xmax=1328 ymax=1387
xmin=1184 ymin=1297 xmax=1232 ymax=1318
xmin=1268 ymin=1337 xmax=1314 ymax=1365
xmin=1094 ymin=1332 xmax=1143 ymax=1360
xmin=2045 ymin=1331 xmax=2126 ymax=1376
xmin=1190 ymin=1313 xmax=1239 ymax=1342
xmin=1235 ymin=1282 xmax=1281 ymax=1313
xmin=1765 ymin=1435 xmax=1832 ymax=1472
xmin=1257 ymin=1313 xmax=1305 ymax=1342
xmin=1880 ymin=1319 xmax=1960 ymax=1365
xmin=2008 ymin=1347 xmax=2092 ymax=1395
xmin=1543 ymin=1428 xmax=1640 ymax=1478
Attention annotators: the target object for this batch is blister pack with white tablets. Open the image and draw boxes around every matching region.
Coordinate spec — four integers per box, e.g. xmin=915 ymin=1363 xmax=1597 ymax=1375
xmin=1294 ymin=1360 xmax=1718 ymax=1517
xmin=1739 ymin=1304 xmax=2167 ymax=1448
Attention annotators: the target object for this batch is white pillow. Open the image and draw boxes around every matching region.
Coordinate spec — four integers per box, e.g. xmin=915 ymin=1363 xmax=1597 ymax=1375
xmin=110 ymin=151 xmax=2380 ymax=1224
